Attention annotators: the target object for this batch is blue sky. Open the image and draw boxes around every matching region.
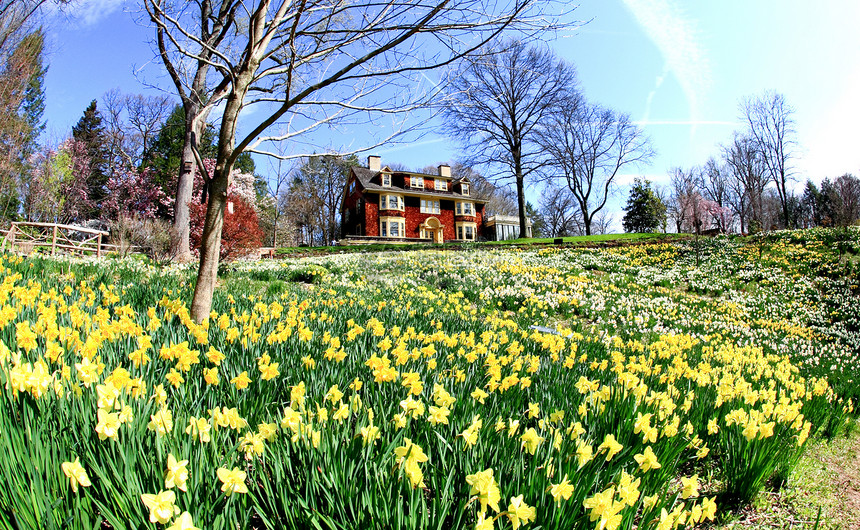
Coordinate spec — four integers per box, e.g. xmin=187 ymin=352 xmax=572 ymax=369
xmin=42 ymin=0 xmax=860 ymax=224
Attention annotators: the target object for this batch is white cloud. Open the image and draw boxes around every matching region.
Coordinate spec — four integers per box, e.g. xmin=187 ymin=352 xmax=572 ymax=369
xmin=621 ymin=0 xmax=710 ymax=123
xmin=53 ymin=0 xmax=126 ymax=27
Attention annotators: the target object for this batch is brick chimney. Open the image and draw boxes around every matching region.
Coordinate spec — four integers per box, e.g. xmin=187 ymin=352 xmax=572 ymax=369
xmin=438 ymin=164 xmax=451 ymax=177
xmin=368 ymin=155 xmax=381 ymax=171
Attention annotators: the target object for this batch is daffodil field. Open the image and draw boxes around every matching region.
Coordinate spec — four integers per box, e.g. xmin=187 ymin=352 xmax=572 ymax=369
xmin=1 ymin=228 xmax=858 ymax=530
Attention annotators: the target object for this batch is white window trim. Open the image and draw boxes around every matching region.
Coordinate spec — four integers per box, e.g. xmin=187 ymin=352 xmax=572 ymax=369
xmin=455 ymin=201 xmax=475 ymax=216
xmin=420 ymin=199 xmax=441 ymax=215
xmin=380 ymin=194 xmax=404 ymax=211
xmin=460 ymin=183 xmax=470 ymax=196
xmin=410 ymin=176 xmax=424 ymax=189
xmin=456 ymin=222 xmax=477 ymax=241
xmin=435 ymin=178 xmax=448 ymax=191
xmin=381 ymin=173 xmax=391 ymax=188
xmin=380 ymin=216 xmax=406 ymax=238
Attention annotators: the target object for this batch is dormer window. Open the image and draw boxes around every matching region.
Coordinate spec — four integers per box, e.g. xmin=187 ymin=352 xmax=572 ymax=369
xmin=435 ymin=178 xmax=447 ymax=191
xmin=461 ymin=183 xmax=470 ymax=196
xmin=381 ymin=173 xmax=391 ymax=187
xmin=410 ymin=176 xmax=424 ymax=189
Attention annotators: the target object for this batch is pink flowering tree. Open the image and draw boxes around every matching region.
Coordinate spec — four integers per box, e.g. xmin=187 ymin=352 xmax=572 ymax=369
xmin=103 ymin=167 xmax=171 ymax=221
xmin=701 ymin=200 xmax=733 ymax=233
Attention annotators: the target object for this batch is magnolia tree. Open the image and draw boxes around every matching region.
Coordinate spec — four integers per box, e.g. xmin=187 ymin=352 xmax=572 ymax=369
xmin=104 ymin=167 xmax=170 ymax=220
xmin=681 ymin=193 xmax=732 ymax=234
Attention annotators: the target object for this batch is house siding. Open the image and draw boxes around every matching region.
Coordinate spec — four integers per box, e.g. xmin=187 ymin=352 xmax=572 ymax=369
xmin=340 ymin=160 xmax=487 ymax=242
xmin=364 ymin=195 xmax=379 ymax=236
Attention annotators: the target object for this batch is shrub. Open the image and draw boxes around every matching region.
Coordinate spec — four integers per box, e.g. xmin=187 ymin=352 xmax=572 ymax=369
xmin=189 ymin=195 xmax=263 ymax=261
xmin=111 ymin=214 xmax=173 ymax=261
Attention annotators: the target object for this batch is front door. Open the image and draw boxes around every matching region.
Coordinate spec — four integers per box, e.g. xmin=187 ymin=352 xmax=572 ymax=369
xmin=434 ymin=229 xmax=443 ymax=243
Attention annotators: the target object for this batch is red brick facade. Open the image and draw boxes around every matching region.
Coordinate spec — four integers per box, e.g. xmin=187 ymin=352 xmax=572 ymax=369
xmin=340 ymin=158 xmax=485 ymax=242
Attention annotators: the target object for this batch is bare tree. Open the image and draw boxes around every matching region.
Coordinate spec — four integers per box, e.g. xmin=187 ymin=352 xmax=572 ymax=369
xmin=442 ymin=40 xmax=576 ymax=238
xmin=667 ymin=167 xmax=696 ymax=233
xmin=296 ymin=154 xmax=357 ymax=245
xmin=700 ymin=157 xmax=733 ymax=231
xmin=143 ymin=0 xmax=239 ymax=262
xmin=591 ymin=209 xmax=614 ymax=235
xmin=101 ymin=89 xmax=131 ymax=177
xmin=741 ymin=91 xmax=796 ymax=228
xmin=146 ymin=0 xmax=563 ymax=321
xmin=539 ymin=182 xmax=580 ymax=237
xmin=723 ymin=133 xmax=768 ymax=233
xmin=262 ymin=154 xmax=292 ymax=247
xmin=540 ymin=95 xmax=654 ymax=235
xmin=830 ymin=173 xmax=860 ymax=227
xmin=124 ymin=93 xmax=173 ymax=165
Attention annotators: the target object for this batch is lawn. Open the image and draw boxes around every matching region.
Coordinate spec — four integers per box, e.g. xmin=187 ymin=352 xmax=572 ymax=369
xmin=0 ymin=227 xmax=857 ymax=529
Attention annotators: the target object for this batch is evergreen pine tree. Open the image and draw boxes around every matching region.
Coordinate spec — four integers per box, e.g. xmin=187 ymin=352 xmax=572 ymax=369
xmin=72 ymin=100 xmax=110 ymax=218
xmin=525 ymin=201 xmax=544 ymax=238
xmin=20 ymin=30 xmax=46 ymax=154
xmin=622 ymin=178 xmax=666 ymax=233
xmin=0 ymin=29 xmax=46 ymax=220
xmin=144 ymin=104 xmax=254 ymax=189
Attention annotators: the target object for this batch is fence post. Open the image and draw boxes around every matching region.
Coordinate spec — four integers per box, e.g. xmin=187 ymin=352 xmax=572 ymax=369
xmin=51 ymin=225 xmax=58 ymax=255
xmin=9 ymin=224 xmax=16 ymax=253
xmin=97 ymin=233 xmax=102 ymax=258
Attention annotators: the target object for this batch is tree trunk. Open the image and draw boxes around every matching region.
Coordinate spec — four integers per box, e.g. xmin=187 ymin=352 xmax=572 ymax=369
xmin=189 ymin=88 xmax=246 ymax=322
xmin=172 ymin=130 xmax=195 ymax=261
xmin=172 ymin=104 xmax=207 ymax=262
xmin=190 ymin=165 xmax=228 ymax=321
xmin=515 ymin=172 xmax=527 ymax=239
xmin=583 ymin=208 xmax=592 ymax=236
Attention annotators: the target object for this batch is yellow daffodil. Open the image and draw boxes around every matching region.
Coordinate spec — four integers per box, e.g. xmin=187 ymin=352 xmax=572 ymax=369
xmin=166 ymin=512 xmax=200 ymax=530
xmin=548 ymin=474 xmax=574 ymax=506
xmin=466 ymin=468 xmax=501 ymax=514
xmin=61 ymin=458 xmax=91 ymax=493
xmin=217 ymin=467 xmax=249 ymax=496
xmin=506 ymin=495 xmax=536 ymax=530
xmin=597 ymin=434 xmax=623 ymax=461
xmin=141 ymin=490 xmax=180 ymax=524
xmin=95 ymin=408 xmax=121 ymax=441
xmin=165 ymin=454 xmax=189 ymax=492
xmin=634 ymin=446 xmax=661 ymax=472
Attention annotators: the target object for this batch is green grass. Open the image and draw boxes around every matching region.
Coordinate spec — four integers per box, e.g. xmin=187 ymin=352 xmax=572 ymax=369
xmin=715 ymin=421 xmax=860 ymax=530
xmin=273 ymin=232 xmax=687 ymax=256
xmin=485 ymin=232 xmax=688 ymax=245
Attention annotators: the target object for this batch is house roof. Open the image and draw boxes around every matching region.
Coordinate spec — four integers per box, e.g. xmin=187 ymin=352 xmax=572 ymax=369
xmin=352 ymin=167 xmax=487 ymax=203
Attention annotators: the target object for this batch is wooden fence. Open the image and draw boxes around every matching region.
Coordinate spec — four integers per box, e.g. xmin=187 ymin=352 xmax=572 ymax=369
xmin=1 ymin=222 xmax=112 ymax=257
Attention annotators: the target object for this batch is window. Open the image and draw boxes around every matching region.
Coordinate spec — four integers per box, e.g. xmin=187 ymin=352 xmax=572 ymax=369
xmin=379 ymin=194 xmax=404 ymax=211
xmin=380 ymin=217 xmax=405 ymax=238
xmin=460 ymin=183 xmax=470 ymax=195
xmin=456 ymin=222 xmax=477 ymax=241
xmin=435 ymin=178 xmax=448 ymax=191
xmin=381 ymin=173 xmax=391 ymax=187
xmin=420 ymin=199 xmax=440 ymax=214
xmin=410 ymin=176 xmax=424 ymax=189
xmin=455 ymin=201 xmax=474 ymax=216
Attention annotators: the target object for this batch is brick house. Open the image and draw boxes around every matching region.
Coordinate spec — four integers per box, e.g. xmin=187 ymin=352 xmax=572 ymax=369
xmin=341 ymin=156 xmax=486 ymax=243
